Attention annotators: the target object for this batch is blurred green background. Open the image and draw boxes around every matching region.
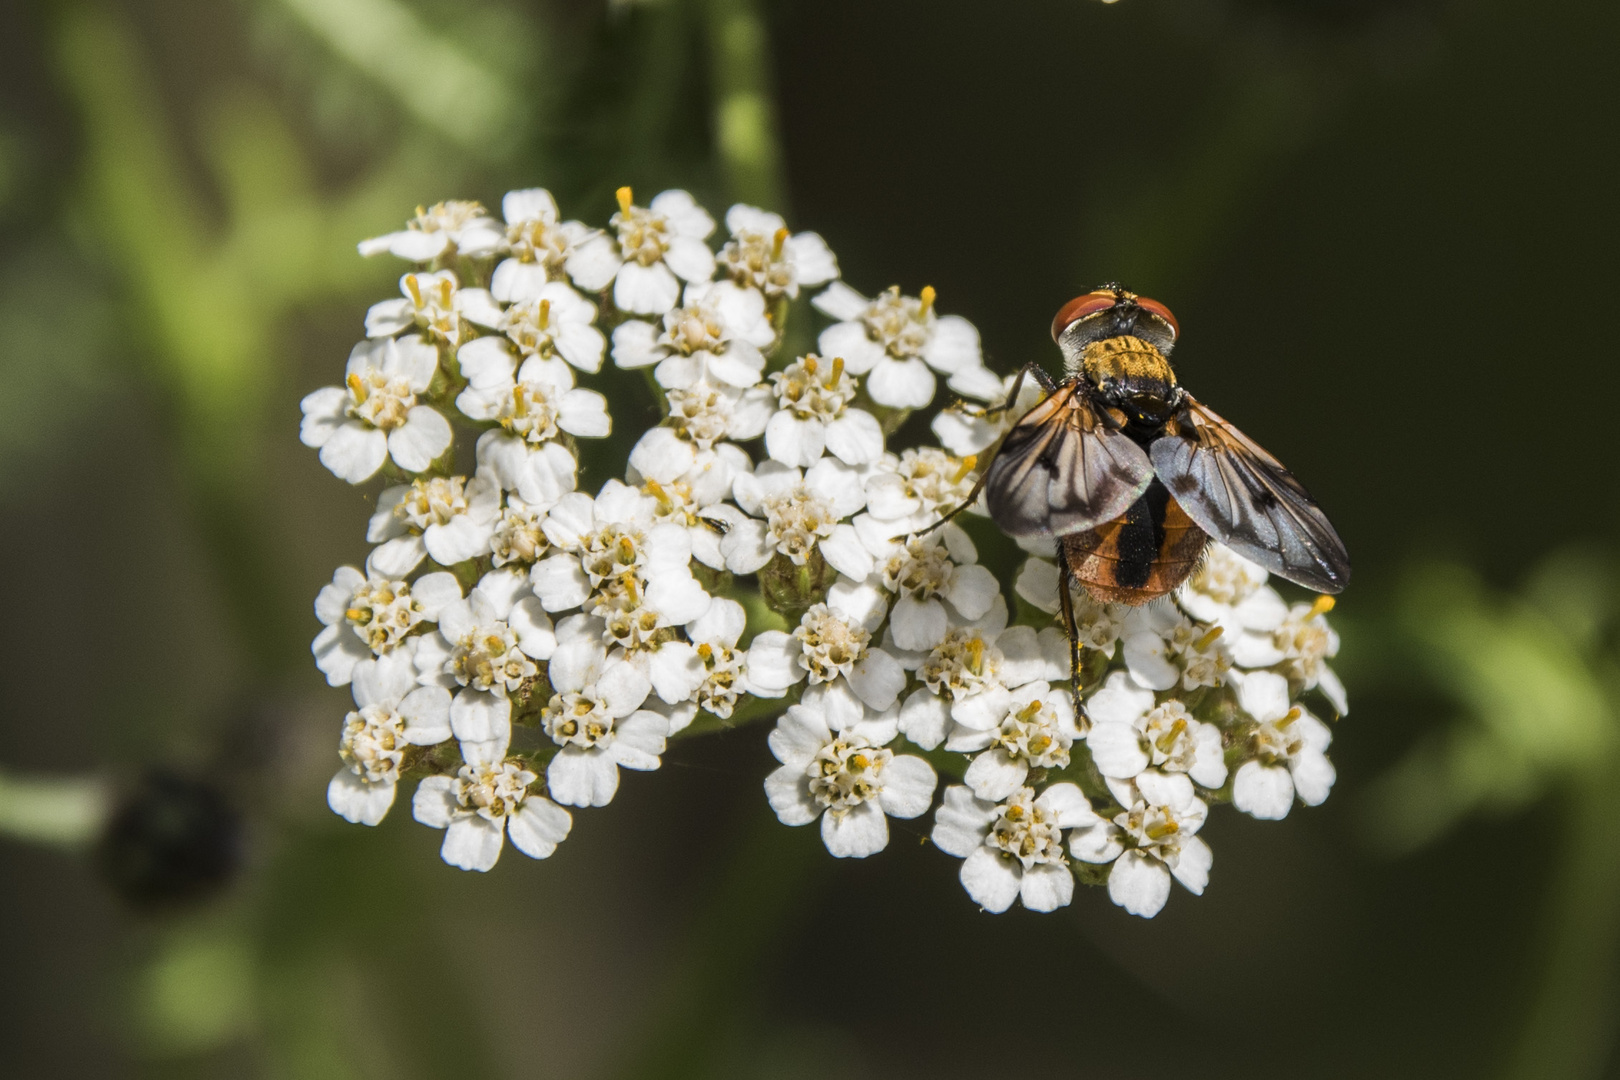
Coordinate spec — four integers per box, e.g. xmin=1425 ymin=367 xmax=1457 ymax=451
xmin=3 ymin=0 xmax=1619 ymax=1076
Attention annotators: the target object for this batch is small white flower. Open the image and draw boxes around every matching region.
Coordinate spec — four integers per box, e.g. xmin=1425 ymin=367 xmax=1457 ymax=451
xmin=683 ymin=598 xmax=750 ymax=719
xmin=299 ymin=335 xmax=452 ymax=484
xmin=764 ymin=354 xmax=884 ymax=468
xmin=722 ymin=458 xmax=868 ymax=574
xmin=746 ymin=578 xmax=907 ymax=712
xmin=489 ymin=495 xmax=552 ymax=567
xmin=894 ymin=600 xmax=1069 ymax=749
xmin=476 ymin=280 xmax=606 ymax=374
xmin=824 ymin=520 xmax=998 ymax=651
xmin=530 ymin=482 xmax=713 ymax=632
xmin=612 ymin=280 xmax=775 ymax=390
xmin=1176 ymin=544 xmax=1286 ymax=630
xmin=414 ymin=569 xmax=557 ymax=749
xmin=764 ymin=684 xmax=937 ymax=858
xmin=365 ymin=270 xmax=501 ymax=347
xmin=1229 ymin=670 xmax=1336 ymax=820
xmin=1083 ymin=671 xmax=1228 ymax=789
xmin=627 ymin=392 xmax=771 ymax=487
xmin=947 ymin=682 xmax=1082 ymax=802
xmin=412 ymin=735 xmax=573 ymax=872
xmin=931 ymin=371 xmax=1047 ymax=455
xmin=568 ymin=187 xmax=717 ymax=315
xmin=813 ymin=283 xmax=983 ymax=409
xmin=359 ymin=200 xmax=504 ymax=262
xmin=1015 ymin=557 xmax=1130 ymax=656
xmin=311 ymin=561 xmax=461 ymax=686
xmin=490 ymin=189 xmax=604 ymax=304
xmin=864 ymin=447 xmax=981 ymax=535
xmin=1119 ymin=600 xmax=1233 ymax=692
xmin=367 ymin=474 xmax=502 ymax=574
xmin=327 ymin=651 xmax=454 ymax=826
xmin=1082 ymin=771 xmax=1213 ymax=920
xmin=457 ymin=340 xmax=607 ymax=505
xmin=540 ymin=616 xmax=667 ymax=807
xmin=1266 ymin=599 xmax=1348 ymax=715
xmin=719 ymin=204 xmax=838 ymax=299
xmin=931 ymin=783 xmax=1101 ymax=913
xmin=635 ymin=465 xmax=751 ymax=570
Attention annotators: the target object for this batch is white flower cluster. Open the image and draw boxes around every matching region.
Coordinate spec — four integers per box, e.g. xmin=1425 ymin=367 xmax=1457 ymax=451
xmin=302 ymin=186 xmax=1347 ymax=917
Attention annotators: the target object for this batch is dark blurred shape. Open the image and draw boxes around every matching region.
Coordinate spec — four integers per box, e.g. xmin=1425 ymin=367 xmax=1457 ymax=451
xmin=96 ymin=771 xmax=241 ymax=912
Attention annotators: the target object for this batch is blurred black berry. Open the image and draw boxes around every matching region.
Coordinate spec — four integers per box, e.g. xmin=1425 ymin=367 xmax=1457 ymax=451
xmin=96 ymin=771 xmax=241 ymax=911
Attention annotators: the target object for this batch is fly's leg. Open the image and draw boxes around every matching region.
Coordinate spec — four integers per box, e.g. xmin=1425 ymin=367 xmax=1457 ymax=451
xmin=1057 ymin=547 xmax=1086 ymax=720
xmin=929 ymin=363 xmax=1056 ymax=530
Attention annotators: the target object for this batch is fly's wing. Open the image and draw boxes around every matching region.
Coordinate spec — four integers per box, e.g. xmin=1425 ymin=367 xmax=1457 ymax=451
xmin=984 ymin=383 xmax=1155 ymax=538
xmin=1149 ymin=395 xmax=1350 ymax=592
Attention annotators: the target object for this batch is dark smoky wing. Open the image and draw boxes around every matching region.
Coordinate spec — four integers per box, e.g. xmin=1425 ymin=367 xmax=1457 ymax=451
xmin=985 ymin=383 xmax=1155 ymax=538
xmin=1149 ymin=397 xmax=1350 ymax=592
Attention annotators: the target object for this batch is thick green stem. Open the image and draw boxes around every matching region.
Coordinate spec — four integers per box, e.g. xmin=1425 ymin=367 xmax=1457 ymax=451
xmin=0 ymin=769 xmax=108 ymax=848
xmin=1501 ymin=756 xmax=1620 ymax=1080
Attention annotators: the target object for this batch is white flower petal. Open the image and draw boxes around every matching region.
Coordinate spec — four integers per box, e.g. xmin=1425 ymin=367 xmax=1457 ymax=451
xmin=878 ymin=755 xmax=937 ymax=819
xmin=1019 ymin=862 xmax=1075 ymax=913
xmin=547 ymin=747 xmax=621 ymax=807
xmin=506 ymin=799 xmax=572 ymax=860
xmin=764 ymin=765 xmax=820 ymax=826
xmin=327 ymin=770 xmax=395 ymax=826
xmin=449 ymin=691 xmax=512 ymax=744
xmin=388 ymin=407 xmax=453 ymax=472
xmin=411 ymin=775 xmax=459 ymax=828
xmin=1233 ymin=761 xmax=1296 ymax=820
xmin=1108 ymin=850 xmax=1172 ymax=918
xmin=847 ymin=649 xmax=906 ymax=712
xmin=615 ymin=261 xmax=681 ymax=315
xmin=898 ymin=688 xmax=950 ymax=750
xmin=441 ymin=816 xmax=505 ymax=872
xmin=960 ymin=848 xmax=1021 ymax=913
xmin=820 ymin=800 xmax=889 ymax=858
xmin=320 ymin=423 xmax=389 ymax=484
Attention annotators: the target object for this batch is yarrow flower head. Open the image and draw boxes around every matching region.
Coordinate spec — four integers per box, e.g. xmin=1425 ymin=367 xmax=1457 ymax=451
xmin=300 ymin=181 xmax=1349 ymax=924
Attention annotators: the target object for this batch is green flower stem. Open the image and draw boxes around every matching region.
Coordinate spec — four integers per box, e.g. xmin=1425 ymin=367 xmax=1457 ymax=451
xmin=0 ymin=769 xmax=108 ymax=848
xmin=701 ymin=0 xmax=785 ymax=211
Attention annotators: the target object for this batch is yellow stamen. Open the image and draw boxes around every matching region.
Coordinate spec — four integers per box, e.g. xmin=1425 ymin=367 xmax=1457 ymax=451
xmin=1146 ymin=819 xmax=1180 ymax=841
xmin=827 ymin=357 xmax=845 ymax=386
xmin=415 ymin=204 xmax=427 ymax=219
xmin=345 ymin=607 xmax=368 ymax=623
xmin=804 ymin=355 xmax=818 ymax=375
xmin=1017 ymin=700 xmax=1043 ymax=722
xmin=1308 ymin=595 xmax=1336 ymax=618
xmin=918 ymin=285 xmax=936 ymax=318
xmin=403 ymin=274 xmax=423 ymax=307
xmin=850 ymin=753 xmax=870 ymax=770
xmin=1194 ymin=625 xmax=1224 ymax=651
xmin=346 ymin=372 xmax=367 ymax=403
xmin=967 ymin=636 xmax=985 ymax=674
xmin=538 ymin=298 xmax=551 ymax=328
xmin=1278 ymin=707 xmax=1301 ymax=729
xmin=513 ymin=386 xmax=528 ymax=419
xmin=772 ymin=227 xmax=789 ymax=258
xmin=952 ymin=455 xmax=978 ymax=484
xmin=615 ymin=186 xmax=633 ymax=214
xmin=645 ymin=478 xmax=665 ymax=499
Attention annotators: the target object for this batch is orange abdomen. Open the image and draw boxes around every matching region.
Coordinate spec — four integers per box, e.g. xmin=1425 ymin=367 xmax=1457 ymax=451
xmin=1062 ymin=482 xmax=1208 ymax=605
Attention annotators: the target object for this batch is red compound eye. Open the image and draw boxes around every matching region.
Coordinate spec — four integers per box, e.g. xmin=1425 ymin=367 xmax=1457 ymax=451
xmin=1050 ymin=290 xmax=1118 ymax=342
xmin=1135 ymin=296 xmax=1180 ymax=339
